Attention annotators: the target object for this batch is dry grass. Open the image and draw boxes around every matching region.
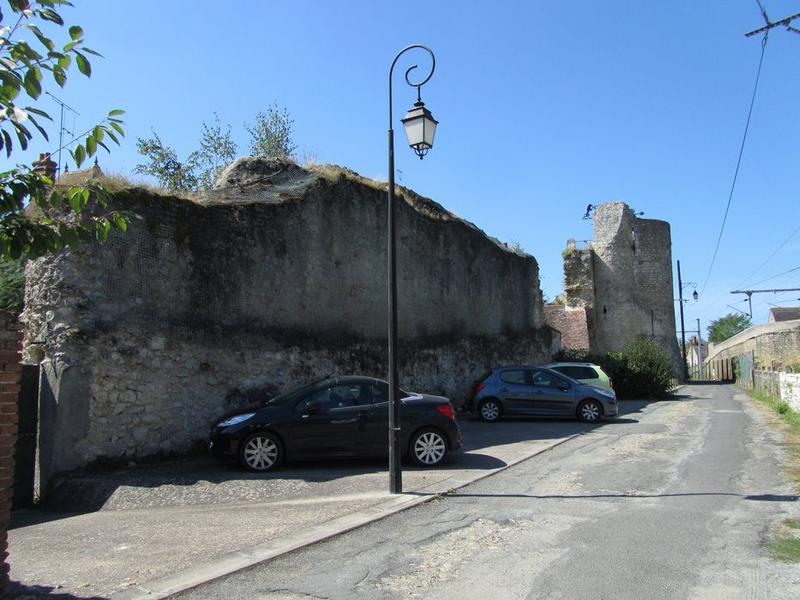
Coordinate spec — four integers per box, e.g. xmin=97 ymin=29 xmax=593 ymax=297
xmin=747 ymin=388 xmax=800 ymax=490
xmin=54 ymin=169 xmax=202 ymax=202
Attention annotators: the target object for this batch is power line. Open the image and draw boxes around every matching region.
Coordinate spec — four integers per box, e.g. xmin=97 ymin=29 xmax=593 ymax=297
xmin=737 ymin=222 xmax=800 ymax=287
xmin=699 ymin=32 xmax=769 ymax=296
xmin=747 ymin=265 xmax=800 ymax=288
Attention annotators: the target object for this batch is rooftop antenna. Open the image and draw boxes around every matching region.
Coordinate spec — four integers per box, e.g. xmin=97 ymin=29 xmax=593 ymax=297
xmin=46 ymin=91 xmax=79 ymax=177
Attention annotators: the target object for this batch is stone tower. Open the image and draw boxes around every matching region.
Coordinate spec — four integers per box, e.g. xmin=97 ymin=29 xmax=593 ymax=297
xmin=591 ymin=203 xmax=678 ymax=362
xmin=546 ymin=202 xmax=681 ymax=369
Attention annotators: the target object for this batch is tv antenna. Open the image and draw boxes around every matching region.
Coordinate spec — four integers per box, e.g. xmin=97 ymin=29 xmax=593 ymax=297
xmin=46 ymin=91 xmax=79 ymax=177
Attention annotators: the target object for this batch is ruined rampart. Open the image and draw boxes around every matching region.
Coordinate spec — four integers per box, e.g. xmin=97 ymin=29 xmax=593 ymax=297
xmin=23 ymin=158 xmax=556 ymax=480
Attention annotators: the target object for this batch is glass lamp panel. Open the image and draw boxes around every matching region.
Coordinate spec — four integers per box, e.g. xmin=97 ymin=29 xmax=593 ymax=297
xmin=423 ymin=117 xmax=437 ymax=146
xmin=403 ymin=116 xmax=425 ymax=147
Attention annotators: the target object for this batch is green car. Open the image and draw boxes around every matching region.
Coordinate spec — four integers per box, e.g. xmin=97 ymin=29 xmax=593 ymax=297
xmin=546 ymin=362 xmax=614 ymax=394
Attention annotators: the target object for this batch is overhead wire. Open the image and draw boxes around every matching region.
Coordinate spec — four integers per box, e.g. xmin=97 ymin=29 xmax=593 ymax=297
xmin=699 ymin=30 xmax=769 ymax=296
xmin=744 ymin=265 xmax=800 ymax=288
xmin=736 ymin=222 xmax=800 ymax=287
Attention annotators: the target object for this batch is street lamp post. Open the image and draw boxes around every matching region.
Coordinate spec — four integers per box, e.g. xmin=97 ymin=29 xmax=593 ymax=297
xmin=676 ymin=260 xmax=698 ymax=381
xmin=387 ymin=45 xmax=438 ymax=494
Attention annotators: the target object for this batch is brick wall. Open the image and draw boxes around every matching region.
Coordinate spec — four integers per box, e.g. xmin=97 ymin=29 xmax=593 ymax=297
xmin=544 ymin=305 xmax=590 ymax=349
xmin=0 ymin=311 xmax=21 ymax=595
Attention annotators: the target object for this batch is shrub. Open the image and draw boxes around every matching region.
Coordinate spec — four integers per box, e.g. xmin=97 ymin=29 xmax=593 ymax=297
xmin=618 ymin=336 xmax=677 ymax=399
xmin=556 ymin=337 xmax=676 ymax=399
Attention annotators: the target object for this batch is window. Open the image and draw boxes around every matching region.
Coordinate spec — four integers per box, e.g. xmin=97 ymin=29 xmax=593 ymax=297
xmin=365 ymin=383 xmax=389 ymax=404
xmin=500 ymin=370 xmax=526 ymax=385
xmin=554 ymin=366 xmax=599 ymax=380
xmin=294 ymin=384 xmax=362 ymax=413
xmin=532 ymin=371 xmax=561 ymax=388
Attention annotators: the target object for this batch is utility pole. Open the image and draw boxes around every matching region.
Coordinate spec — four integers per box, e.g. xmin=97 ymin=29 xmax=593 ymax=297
xmin=730 ymin=288 xmax=800 ymax=319
xmin=677 ymin=260 xmax=687 ymax=380
xmin=745 ymin=11 xmax=800 ymax=37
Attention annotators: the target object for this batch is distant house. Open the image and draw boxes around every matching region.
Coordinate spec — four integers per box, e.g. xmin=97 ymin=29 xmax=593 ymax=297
xmin=769 ymin=307 xmax=800 ymax=323
xmin=687 ymin=335 xmax=707 ymax=368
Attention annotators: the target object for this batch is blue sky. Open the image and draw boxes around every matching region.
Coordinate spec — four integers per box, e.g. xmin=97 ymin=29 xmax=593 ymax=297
xmin=5 ymin=1 xmax=800 ymax=335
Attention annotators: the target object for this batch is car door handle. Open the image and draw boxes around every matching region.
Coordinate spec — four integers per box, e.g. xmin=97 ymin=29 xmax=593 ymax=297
xmin=331 ymin=418 xmax=358 ymax=424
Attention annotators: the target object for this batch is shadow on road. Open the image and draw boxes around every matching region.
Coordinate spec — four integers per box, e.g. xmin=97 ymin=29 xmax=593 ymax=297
xmin=11 ymin=398 xmax=654 ymax=522
xmin=5 ymin=580 xmax=105 ymax=599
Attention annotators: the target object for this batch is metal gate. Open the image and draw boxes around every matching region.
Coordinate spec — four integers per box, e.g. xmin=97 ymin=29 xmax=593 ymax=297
xmin=704 ymin=355 xmax=741 ymax=383
xmin=13 ymin=364 xmax=39 ymax=508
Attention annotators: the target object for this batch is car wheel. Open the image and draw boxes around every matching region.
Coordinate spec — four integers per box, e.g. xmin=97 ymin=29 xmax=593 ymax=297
xmin=239 ymin=431 xmax=283 ymax=472
xmin=577 ymin=399 xmax=603 ymax=423
xmin=478 ymin=399 xmax=502 ymax=422
xmin=409 ymin=428 xmax=448 ymax=467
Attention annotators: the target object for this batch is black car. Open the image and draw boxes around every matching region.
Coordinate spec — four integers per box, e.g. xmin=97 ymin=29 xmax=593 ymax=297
xmin=209 ymin=375 xmax=462 ymax=472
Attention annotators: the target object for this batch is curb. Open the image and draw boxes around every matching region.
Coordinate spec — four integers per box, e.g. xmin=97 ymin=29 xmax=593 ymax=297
xmin=112 ymin=429 xmax=587 ymax=599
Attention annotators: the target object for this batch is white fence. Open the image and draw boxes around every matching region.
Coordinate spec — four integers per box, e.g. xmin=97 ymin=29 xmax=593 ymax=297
xmin=780 ymin=372 xmax=800 ymax=412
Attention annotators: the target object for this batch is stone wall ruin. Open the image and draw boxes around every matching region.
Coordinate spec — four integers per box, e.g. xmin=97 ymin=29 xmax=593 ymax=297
xmin=23 ymin=158 xmax=557 ymax=481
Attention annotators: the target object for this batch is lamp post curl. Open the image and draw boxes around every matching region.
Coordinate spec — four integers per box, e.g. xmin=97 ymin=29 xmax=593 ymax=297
xmin=387 ymin=45 xmax=437 ymax=494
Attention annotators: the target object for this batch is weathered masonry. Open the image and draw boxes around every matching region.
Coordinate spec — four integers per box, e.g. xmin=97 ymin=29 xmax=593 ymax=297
xmin=23 ymin=158 xmax=557 ymax=482
xmin=545 ymin=202 xmax=681 ymax=366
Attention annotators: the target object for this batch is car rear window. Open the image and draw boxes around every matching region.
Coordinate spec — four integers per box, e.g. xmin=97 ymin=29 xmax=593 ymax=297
xmin=499 ymin=370 xmax=527 ymax=385
xmin=475 ymin=369 xmax=493 ymax=383
xmin=555 ymin=366 xmax=599 ymax=380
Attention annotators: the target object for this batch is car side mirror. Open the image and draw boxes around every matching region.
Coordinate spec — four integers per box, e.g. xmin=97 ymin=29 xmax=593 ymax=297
xmin=306 ymin=401 xmax=321 ymax=415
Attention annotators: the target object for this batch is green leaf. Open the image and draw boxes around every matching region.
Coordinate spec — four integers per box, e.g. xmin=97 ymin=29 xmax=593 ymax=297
xmin=57 ymin=54 xmax=71 ymax=69
xmin=75 ymin=52 xmax=91 ymax=76
xmin=26 ymin=113 xmax=49 ymax=141
xmin=68 ymin=191 xmax=81 ymax=212
xmin=81 ymin=47 xmax=103 ymax=58
xmin=62 ymin=40 xmax=78 ymax=52
xmin=38 ymin=9 xmax=65 ymax=26
xmin=1 ymin=130 xmax=13 ymax=157
xmin=96 ymin=139 xmax=109 ymax=153
xmin=114 ymin=213 xmax=129 ymax=232
xmin=108 ymin=109 xmax=125 ymax=117
xmin=9 ymin=0 xmax=29 ymax=11
xmin=72 ymin=143 xmax=86 ymax=167
xmin=68 ymin=25 xmax=84 ymax=41
xmin=0 ymin=83 xmax=21 ymax=102
xmin=92 ymin=125 xmax=104 ymax=143
xmin=25 ymin=107 xmax=51 ymax=119
xmin=24 ymin=25 xmax=55 ymax=51
xmin=23 ymin=67 xmax=42 ymax=99
xmin=53 ymin=66 xmax=67 ymax=87
xmin=85 ymin=133 xmax=96 ymax=156
xmin=104 ymin=129 xmax=119 ymax=145
xmin=109 ymin=121 xmax=124 ymax=137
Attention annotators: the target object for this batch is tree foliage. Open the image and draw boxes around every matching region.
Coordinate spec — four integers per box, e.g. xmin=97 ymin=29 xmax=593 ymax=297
xmin=0 ymin=255 xmax=24 ymax=311
xmin=246 ymin=103 xmax=296 ymax=160
xmin=135 ymin=115 xmax=238 ymax=192
xmin=188 ymin=114 xmax=237 ymax=190
xmin=135 ymin=105 xmax=298 ymax=192
xmin=557 ymin=336 xmax=677 ymax=399
xmin=707 ymin=313 xmax=751 ymax=343
xmin=0 ymin=0 xmax=129 ymax=259
xmin=134 ymin=132 xmax=198 ymax=192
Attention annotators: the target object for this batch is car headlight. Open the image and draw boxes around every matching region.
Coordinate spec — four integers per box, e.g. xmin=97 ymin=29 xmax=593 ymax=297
xmin=217 ymin=413 xmax=255 ymax=428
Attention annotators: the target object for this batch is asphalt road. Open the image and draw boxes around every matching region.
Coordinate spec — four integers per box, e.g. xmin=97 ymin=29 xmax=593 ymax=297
xmin=178 ymin=385 xmax=800 ymax=600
